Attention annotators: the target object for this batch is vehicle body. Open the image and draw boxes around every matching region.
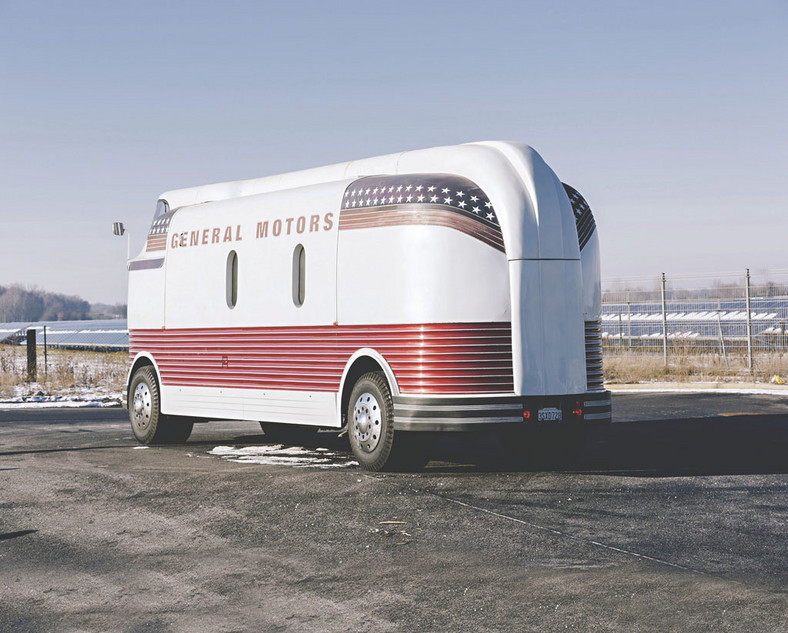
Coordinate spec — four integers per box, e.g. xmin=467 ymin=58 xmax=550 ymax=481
xmin=124 ymin=141 xmax=611 ymax=469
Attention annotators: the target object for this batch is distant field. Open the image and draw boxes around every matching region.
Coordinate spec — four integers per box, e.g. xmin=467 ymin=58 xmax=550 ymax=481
xmin=0 ymin=345 xmax=127 ymax=400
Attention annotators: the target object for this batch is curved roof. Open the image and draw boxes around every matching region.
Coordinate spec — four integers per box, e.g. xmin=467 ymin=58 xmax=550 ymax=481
xmin=157 ymin=141 xmax=580 ymax=261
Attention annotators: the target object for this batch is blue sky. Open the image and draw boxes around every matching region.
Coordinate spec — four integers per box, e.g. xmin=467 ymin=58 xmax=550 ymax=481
xmin=1 ymin=0 xmax=786 ymax=303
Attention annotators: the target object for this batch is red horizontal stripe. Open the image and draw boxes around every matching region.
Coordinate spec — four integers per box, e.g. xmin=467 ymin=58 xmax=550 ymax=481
xmin=146 ymin=236 xmax=167 ymax=252
xmin=130 ymin=322 xmax=513 ymax=395
xmin=340 ymin=209 xmax=503 ymax=243
xmin=339 ymin=205 xmax=505 ymax=252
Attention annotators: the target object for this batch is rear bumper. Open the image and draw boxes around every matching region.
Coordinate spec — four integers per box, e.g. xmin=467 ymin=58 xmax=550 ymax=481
xmin=393 ymin=390 xmax=612 ymax=431
xmin=583 ymin=389 xmax=612 ymax=423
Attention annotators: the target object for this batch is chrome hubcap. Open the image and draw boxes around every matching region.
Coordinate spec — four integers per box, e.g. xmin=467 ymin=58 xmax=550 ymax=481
xmin=353 ymin=392 xmax=382 ymax=453
xmin=132 ymin=382 xmax=152 ymax=430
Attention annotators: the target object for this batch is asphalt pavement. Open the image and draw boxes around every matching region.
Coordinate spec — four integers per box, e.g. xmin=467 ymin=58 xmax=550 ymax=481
xmin=0 ymin=393 xmax=786 ymax=633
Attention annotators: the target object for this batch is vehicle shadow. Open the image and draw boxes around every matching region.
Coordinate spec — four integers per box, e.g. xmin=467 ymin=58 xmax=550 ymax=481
xmin=575 ymin=414 xmax=788 ymax=477
xmin=188 ymin=414 xmax=788 ymax=477
xmin=420 ymin=414 xmax=788 ymax=476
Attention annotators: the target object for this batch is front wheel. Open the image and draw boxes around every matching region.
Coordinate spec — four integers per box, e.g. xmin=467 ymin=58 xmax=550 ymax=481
xmin=128 ymin=366 xmax=193 ymax=444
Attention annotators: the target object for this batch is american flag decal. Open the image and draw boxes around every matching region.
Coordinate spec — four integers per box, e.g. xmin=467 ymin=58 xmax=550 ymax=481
xmin=339 ymin=174 xmax=504 ymax=252
xmin=145 ymin=210 xmax=175 ymax=252
xmin=562 ymin=183 xmax=596 ymax=251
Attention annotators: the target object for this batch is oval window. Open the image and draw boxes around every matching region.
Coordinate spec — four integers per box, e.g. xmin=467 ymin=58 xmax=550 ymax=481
xmin=226 ymin=250 xmax=238 ymax=308
xmin=292 ymin=244 xmax=305 ymax=307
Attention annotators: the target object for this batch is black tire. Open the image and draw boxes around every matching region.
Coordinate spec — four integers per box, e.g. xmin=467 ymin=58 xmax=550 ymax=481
xmin=348 ymin=372 xmax=395 ymax=471
xmin=347 ymin=372 xmax=433 ymax=472
xmin=260 ymin=422 xmax=318 ymax=445
xmin=159 ymin=418 xmax=194 ymax=444
xmin=128 ymin=366 xmax=193 ymax=445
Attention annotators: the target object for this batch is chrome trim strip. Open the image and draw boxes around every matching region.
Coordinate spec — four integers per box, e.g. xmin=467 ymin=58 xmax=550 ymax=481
xmin=129 ymin=258 xmax=164 ymax=271
xmin=584 ymin=399 xmax=612 ymax=409
xmin=394 ymin=415 xmax=522 ymax=425
xmin=395 ymin=403 xmax=522 ymax=413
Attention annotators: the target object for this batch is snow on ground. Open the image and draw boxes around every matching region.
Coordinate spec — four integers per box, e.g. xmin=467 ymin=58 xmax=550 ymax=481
xmin=0 ymin=383 xmax=122 ymax=408
xmin=208 ymin=444 xmax=358 ymax=469
xmin=0 ymin=345 xmax=125 ymax=408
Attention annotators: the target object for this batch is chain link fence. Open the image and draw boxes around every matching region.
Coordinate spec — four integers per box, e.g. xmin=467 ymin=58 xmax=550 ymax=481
xmin=602 ymin=269 xmax=788 ymax=376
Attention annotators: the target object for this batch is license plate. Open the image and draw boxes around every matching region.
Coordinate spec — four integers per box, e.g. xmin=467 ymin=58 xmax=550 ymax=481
xmin=538 ymin=407 xmax=562 ymax=422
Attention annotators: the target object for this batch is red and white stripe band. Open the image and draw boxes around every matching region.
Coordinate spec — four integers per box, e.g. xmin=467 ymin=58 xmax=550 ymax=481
xmin=130 ymin=322 xmax=514 ymax=395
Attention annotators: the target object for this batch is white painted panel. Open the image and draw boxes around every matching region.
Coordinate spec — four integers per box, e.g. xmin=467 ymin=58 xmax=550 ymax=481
xmin=510 ymin=259 xmax=586 ymax=396
xmin=163 ymin=385 xmax=338 ymax=426
xmin=337 ymin=225 xmax=510 ymax=325
xmin=128 ymin=267 xmax=166 ymax=329
xmin=163 ymin=181 xmax=343 ymax=329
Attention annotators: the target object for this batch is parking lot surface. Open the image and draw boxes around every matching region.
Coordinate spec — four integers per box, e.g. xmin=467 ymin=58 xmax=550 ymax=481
xmin=1 ymin=393 xmax=786 ymax=632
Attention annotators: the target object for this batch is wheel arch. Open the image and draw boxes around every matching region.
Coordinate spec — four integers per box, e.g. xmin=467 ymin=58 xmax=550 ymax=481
xmin=126 ymin=352 xmax=162 ymax=405
xmin=337 ymin=349 xmax=399 ymax=428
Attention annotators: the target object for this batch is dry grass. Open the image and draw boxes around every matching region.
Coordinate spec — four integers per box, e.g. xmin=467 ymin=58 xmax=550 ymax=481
xmin=0 ymin=345 xmax=128 ymax=398
xmin=604 ymin=350 xmax=788 ymax=384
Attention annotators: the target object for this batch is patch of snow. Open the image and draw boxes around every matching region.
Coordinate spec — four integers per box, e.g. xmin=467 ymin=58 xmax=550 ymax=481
xmin=0 ymin=400 xmax=119 ymax=409
xmin=208 ymin=444 xmax=358 ymax=469
xmin=0 ymin=382 xmax=122 ymax=409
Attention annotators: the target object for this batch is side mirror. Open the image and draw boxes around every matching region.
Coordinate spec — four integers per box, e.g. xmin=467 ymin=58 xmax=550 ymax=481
xmin=112 ymin=222 xmax=126 ymax=236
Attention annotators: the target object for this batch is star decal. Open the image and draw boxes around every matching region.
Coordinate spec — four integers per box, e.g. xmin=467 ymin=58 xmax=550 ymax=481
xmin=341 ymin=174 xmax=499 ymax=229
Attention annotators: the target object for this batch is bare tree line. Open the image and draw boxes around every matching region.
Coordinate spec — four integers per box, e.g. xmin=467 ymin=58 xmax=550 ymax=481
xmin=0 ymin=285 xmax=126 ymax=322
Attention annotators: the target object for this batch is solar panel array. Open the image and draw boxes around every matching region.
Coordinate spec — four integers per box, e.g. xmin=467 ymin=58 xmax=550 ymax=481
xmin=601 ymin=297 xmax=788 ymax=352
xmin=0 ymin=319 xmax=129 ymax=351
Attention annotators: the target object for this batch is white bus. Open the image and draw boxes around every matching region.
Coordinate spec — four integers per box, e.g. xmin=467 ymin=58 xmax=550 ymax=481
xmin=123 ymin=141 xmax=610 ymax=470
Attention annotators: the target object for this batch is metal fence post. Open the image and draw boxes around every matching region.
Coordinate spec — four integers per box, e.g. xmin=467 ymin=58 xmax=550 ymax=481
xmin=717 ymin=300 xmax=729 ymax=369
xmin=745 ymin=268 xmax=753 ymax=372
xmin=661 ymin=273 xmax=668 ymax=366
xmin=627 ymin=292 xmax=632 ymax=350
xmin=26 ymin=328 xmax=37 ymax=382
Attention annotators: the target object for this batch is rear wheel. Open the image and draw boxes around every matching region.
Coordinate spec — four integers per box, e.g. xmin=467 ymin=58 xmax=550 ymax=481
xmin=348 ymin=372 xmax=395 ymax=471
xmin=348 ymin=372 xmax=430 ymax=471
xmin=129 ymin=366 xmax=193 ymax=444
